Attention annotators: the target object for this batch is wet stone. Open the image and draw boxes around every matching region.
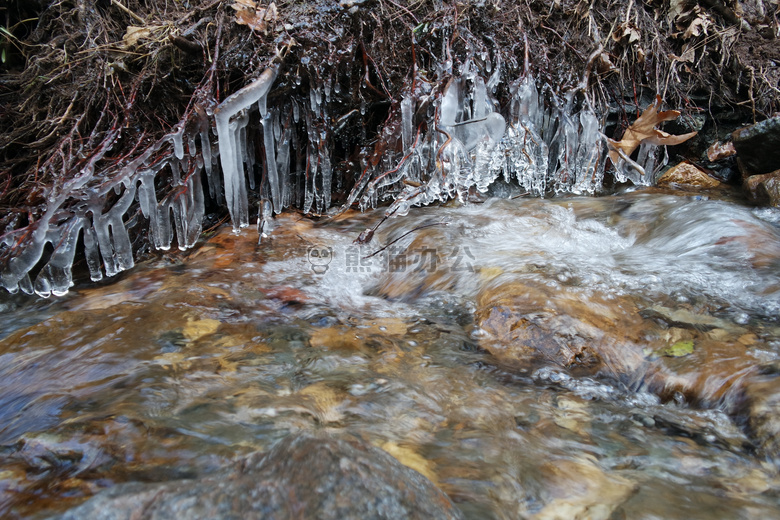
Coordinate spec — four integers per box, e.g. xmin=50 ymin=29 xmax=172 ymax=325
xmin=742 ymin=372 xmax=780 ymax=461
xmin=732 ymin=115 xmax=780 ymax=176
xmin=656 ymin=161 xmax=722 ymax=189
xmin=56 ymin=432 xmax=463 ymax=520
xmin=744 ymin=169 xmax=780 ymax=207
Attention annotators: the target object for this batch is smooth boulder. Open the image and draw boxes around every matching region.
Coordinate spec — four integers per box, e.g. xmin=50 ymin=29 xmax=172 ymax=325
xmin=57 ymin=432 xmax=463 ymax=520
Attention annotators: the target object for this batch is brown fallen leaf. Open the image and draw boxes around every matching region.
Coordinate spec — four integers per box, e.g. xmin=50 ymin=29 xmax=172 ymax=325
xmin=706 ymin=140 xmax=736 ymax=162
xmin=123 ymin=25 xmax=163 ymax=48
xmin=232 ymin=1 xmax=278 ymax=34
xmin=612 ymin=22 xmax=640 ymax=44
xmin=607 ymin=96 xmax=697 ymax=165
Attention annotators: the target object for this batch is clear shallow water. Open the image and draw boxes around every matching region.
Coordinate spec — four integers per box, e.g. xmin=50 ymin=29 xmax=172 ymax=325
xmin=2 ymin=189 xmax=780 ymax=519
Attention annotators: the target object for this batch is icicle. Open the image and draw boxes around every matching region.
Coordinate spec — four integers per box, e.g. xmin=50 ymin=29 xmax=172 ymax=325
xmin=18 ymin=273 xmax=33 ymax=295
xmin=401 ymin=97 xmax=413 ymax=152
xmin=552 ymin=111 xmax=579 ymax=193
xmin=176 ymin=170 xmax=205 ymax=249
xmin=257 ymin=198 xmax=274 ymax=241
xmin=137 ymin=172 xmax=156 ymax=221
xmin=215 ymin=65 xmax=279 ymax=231
xmin=277 ymin=115 xmax=292 ymax=210
xmin=34 ymin=219 xmax=83 ymax=297
xmin=440 ymin=79 xmax=459 ymax=127
xmin=303 ymin=109 xmax=317 ymax=214
xmin=293 ymin=130 xmax=304 ymax=208
xmin=172 ymin=126 xmax=185 ymax=160
xmin=82 ymin=216 xmax=103 ymax=281
xmin=93 ymin=182 xmax=136 ymax=277
xmin=263 ymin=112 xmax=281 ymax=213
xmin=472 ymin=76 xmax=488 ymax=119
xmin=197 ymin=107 xmax=220 ymax=202
xmin=0 ymin=199 xmax=57 ymax=294
xmin=318 ymin=140 xmax=332 ymax=214
xmin=573 ymin=108 xmax=606 ymax=194
xmin=636 ymin=141 xmax=665 ymax=184
xmin=486 ymin=53 xmax=501 ymax=93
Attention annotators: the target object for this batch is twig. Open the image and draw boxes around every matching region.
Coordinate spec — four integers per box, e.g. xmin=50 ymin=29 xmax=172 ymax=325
xmin=385 ymin=0 xmax=419 ymax=24
xmin=364 ymin=222 xmax=446 ymax=259
xmin=111 ymin=0 xmax=146 ymax=24
xmin=539 ymin=24 xmax=584 ymax=62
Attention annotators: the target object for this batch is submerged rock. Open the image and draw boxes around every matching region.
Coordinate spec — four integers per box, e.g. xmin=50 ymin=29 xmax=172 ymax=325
xmin=743 ymin=370 xmax=780 ymax=461
xmin=57 ymin=432 xmax=463 ymax=520
xmin=534 ymin=457 xmax=636 ymax=520
xmin=474 ymin=281 xmax=780 ymax=461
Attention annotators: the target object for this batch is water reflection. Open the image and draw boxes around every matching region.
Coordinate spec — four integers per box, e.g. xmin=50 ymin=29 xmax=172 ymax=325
xmin=1 ymin=189 xmax=780 ymax=519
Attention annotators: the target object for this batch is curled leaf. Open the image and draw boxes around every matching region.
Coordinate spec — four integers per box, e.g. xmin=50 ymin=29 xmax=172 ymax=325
xmin=706 ymin=140 xmax=736 ymax=162
xmin=122 ymin=24 xmax=166 ymax=49
xmin=607 ymin=96 xmax=697 ymax=165
xmin=123 ymin=26 xmax=152 ymax=48
xmin=232 ymin=1 xmax=278 ymax=34
xmin=612 ymin=22 xmax=641 ymax=44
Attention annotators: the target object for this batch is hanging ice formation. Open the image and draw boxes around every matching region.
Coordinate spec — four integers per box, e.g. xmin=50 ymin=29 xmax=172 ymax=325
xmin=0 ymin=99 xmax=216 ymax=298
xmin=1 ymin=52 xmax=675 ymax=298
xmin=342 ymin=59 xmax=611 ymax=219
xmin=215 ymin=65 xmax=278 ymax=230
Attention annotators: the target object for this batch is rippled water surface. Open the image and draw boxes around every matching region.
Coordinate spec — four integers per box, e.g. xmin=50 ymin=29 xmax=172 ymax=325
xmin=2 ymin=189 xmax=780 ymax=519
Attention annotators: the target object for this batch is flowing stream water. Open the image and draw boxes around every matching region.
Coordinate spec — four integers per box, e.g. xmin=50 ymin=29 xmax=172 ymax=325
xmin=2 ymin=188 xmax=780 ymax=519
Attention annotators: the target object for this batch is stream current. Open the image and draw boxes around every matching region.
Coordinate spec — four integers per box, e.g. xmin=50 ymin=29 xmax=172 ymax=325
xmin=2 ymin=188 xmax=780 ymax=518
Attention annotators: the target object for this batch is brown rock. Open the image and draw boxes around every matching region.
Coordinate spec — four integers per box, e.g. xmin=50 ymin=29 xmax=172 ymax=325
xmin=744 ymin=169 xmax=780 ymax=206
xmin=534 ymin=457 xmax=636 ymax=520
xmin=475 ymin=281 xmax=647 ymax=378
xmin=474 ymin=281 xmax=767 ymax=406
xmin=656 ymin=161 xmax=721 ymax=189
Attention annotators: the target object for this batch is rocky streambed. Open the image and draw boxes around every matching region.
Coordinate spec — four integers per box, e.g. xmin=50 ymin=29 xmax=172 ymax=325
xmin=2 ymin=187 xmax=780 ymax=519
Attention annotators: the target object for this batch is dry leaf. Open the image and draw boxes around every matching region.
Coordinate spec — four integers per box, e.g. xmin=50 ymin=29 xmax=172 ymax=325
xmin=607 ymin=96 xmax=697 ymax=165
xmin=612 ymin=22 xmax=640 ymax=44
xmin=684 ymin=12 xmax=712 ymax=39
xmin=667 ymin=0 xmax=689 ymax=23
xmin=232 ymin=1 xmax=278 ymax=34
xmin=672 ymin=43 xmax=696 ymax=63
xmin=123 ymin=26 xmax=155 ymax=48
xmin=706 ymin=140 xmax=736 ymax=162
xmin=232 ymin=0 xmax=257 ymax=8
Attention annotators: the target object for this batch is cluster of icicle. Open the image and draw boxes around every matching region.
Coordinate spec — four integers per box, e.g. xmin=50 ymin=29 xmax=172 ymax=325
xmin=0 ymin=57 xmax=333 ymax=297
xmin=1 ymin=53 xmax=666 ymax=297
xmin=0 ymin=105 xmax=215 ymax=297
xmin=341 ymin=59 xmax=617 ymax=219
xmin=216 ymin=61 xmax=336 ymax=230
